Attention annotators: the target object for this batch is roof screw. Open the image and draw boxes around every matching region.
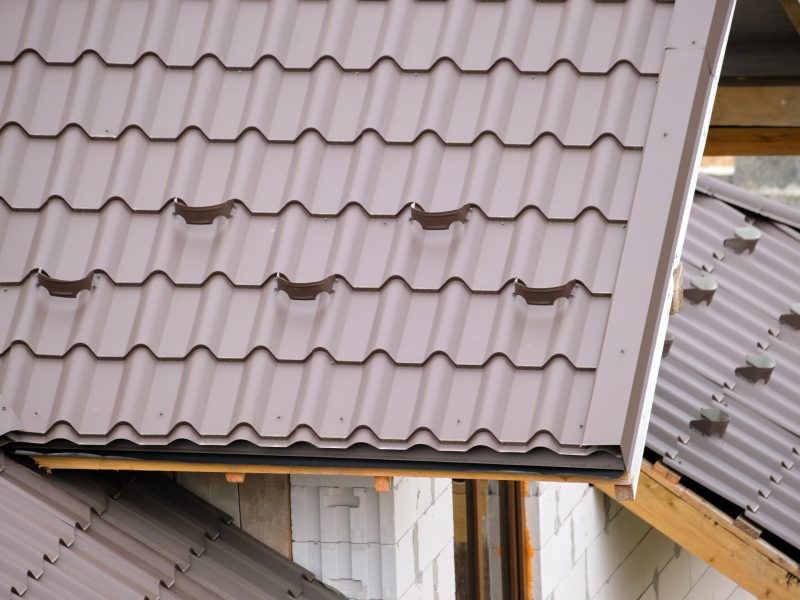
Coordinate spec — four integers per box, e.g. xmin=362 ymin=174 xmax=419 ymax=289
xmin=724 ymin=225 xmax=760 ymax=254
xmin=158 ymin=411 xmax=164 ymax=417
xmin=276 ymin=415 xmax=281 ymax=420
xmin=736 ymin=354 xmax=776 ymax=384
xmin=662 ymin=132 xmax=668 ymax=137
xmin=1 ymin=406 xmax=5 ymax=411
xmin=620 ymin=349 xmax=625 ymax=354
xmin=579 ymin=424 xmax=584 ymax=429
xmin=456 ymin=419 xmax=461 ymax=424
xmin=96 ymin=274 xmax=101 ymax=280
xmin=33 ymin=410 xmax=38 ymax=416
xmin=339 ymin=417 xmax=343 ymax=422
xmin=683 ymin=274 xmax=717 ymax=305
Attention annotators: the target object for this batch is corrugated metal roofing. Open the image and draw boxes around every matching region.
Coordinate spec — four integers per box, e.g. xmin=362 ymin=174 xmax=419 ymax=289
xmin=0 ymin=0 xmax=735 ymax=476
xmin=648 ymin=175 xmax=800 ymax=551
xmin=0 ymin=453 xmax=346 ymax=599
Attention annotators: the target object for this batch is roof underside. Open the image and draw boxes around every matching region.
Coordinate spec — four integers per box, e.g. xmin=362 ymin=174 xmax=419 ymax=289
xmin=0 ymin=453 xmax=344 ymax=599
xmin=0 ymin=0 xmax=733 ymax=477
xmin=648 ymin=175 xmax=800 ymax=552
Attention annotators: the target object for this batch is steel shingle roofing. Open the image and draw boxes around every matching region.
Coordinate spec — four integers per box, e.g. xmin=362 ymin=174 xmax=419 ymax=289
xmin=648 ymin=176 xmax=800 ymax=551
xmin=0 ymin=454 xmax=345 ymax=599
xmin=0 ymin=0 xmax=735 ymax=477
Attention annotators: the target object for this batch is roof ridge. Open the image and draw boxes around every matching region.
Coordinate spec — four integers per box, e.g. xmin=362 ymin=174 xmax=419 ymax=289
xmin=696 ymin=174 xmax=800 ymax=230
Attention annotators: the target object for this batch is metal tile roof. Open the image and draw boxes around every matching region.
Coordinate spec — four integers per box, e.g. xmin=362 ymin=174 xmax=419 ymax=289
xmin=0 ymin=0 xmax=735 ymax=477
xmin=648 ymin=175 xmax=800 ymax=551
xmin=0 ymin=453 xmax=345 ymax=599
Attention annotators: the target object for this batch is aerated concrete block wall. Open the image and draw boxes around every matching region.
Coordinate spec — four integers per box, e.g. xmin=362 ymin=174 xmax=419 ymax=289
xmin=290 ymin=475 xmax=455 ymax=600
xmin=526 ymin=482 xmax=754 ymax=600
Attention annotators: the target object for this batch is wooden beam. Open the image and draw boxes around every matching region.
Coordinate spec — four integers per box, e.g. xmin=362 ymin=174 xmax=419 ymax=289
xmin=225 ymin=472 xmax=245 ymax=483
xmin=780 ymin=0 xmax=800 ymax=34
xmin=373 ymin=476 xmax=391 ymax=492
xmin=704 ymin=127 xmax=800 ymax=155
xmin=29 ymin=454 xmax=632 ymax=495
xmin=710 ymin=85 xmax=800 ymax=128
xmin=595 ymin=461 xmax=800 ymax=599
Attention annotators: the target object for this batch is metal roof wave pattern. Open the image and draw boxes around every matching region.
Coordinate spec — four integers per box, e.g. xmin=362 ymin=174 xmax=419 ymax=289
xmin=0 ymin=274 xmax=609 ymax=367
xmin=0 ymin=454 xmax=345 ymax=599
xmin=0 ymin=199 xmax=627 ymax=292
xmin=0 ymin=0 xmax=673 ymax=74
xmin=0 ymin=0 xmax=736 ymax=475
xmin=0 ymin=126 xmax=642 ymax=219
xmin=0 ymin=344 xmax=595 ymax=451
xmin=0 ymin=52 xmax=657 ymax=145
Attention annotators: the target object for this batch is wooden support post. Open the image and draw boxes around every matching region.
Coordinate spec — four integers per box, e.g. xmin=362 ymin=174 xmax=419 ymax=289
xmin=671 ymin=263 xmax=683 ymax=315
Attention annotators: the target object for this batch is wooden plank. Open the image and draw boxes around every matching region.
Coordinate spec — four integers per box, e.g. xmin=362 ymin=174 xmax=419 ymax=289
xmin=373 ymin=476 xmax=391 ymax=493
xmin=734 ymin=515 xmax=763 ymax=540
xmin=595 ymin=461 xmax=800 ymax=599
xmin=711 ymin=85 xmax=800 ymax=127
xmin=780 ymin=0 xmax=800 ymax=34
xmin=704 ymin=127 xmax=800 ymax=155
xmin=175 ymin=472 xmax=241 ymax=526
xmin=238 ymin=474 xmax=292 ymax=559
xmin=29 ymin=455 xmax=632 ymax=488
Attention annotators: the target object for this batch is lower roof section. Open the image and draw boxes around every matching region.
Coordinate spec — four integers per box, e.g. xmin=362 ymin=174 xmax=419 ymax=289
xmin=0 ymin=343 xmax=624 ymax=474
xmin=0 ymin=452 xmax=345 ymax=600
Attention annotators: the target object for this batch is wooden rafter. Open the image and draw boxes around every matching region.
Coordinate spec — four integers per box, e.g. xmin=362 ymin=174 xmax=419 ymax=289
xmin=710 ymin=85 xmax=800 ymax=128
xmin=28 ymin=453 xmax=635 ymax=500
xmin=705 ymin=84 xmax=800 ymax=155
xmin=704 ymin=127 xmax=800 ymax=155
xmin=780 ymin=0 xmax=800 ymax=34
xmin=595 ymin=460 xmax=800 ymax=600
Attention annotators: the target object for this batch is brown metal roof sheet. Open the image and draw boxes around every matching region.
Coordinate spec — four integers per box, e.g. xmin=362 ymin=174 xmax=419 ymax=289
xmin=1 ymin=275 xmax=609 ymax=366
xmin=0 ymin=127 xmax=642 ymax=219
xmin=648 ymin=177 xmax=800 ymax=551
xmin=0 ymin=0 xmax=735 ymax=477
xmin=0 ymin=0 xmax=674 ymax=74
xmin=0 ymin=200 xmax=627 ymax=291
xmin=2 ymin=344 xmax=596 ymax=453
xmin=0 ymin=453 xmax=345 ymax=599
xmin=1 ymin=52 xmax=657 ymax=145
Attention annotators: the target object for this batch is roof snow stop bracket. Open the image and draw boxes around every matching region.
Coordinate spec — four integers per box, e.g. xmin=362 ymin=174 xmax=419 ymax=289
xmin=173 ymin=198 xmax=236 ymax=224
xmin=36 ymin=270 xmax=94 ymax=298
xmin=275 ymin=274 xmax=337 ymax=300
xmin=409 ymin=203 xmax=470 ymax=230
xmin=513 ymin=279 xmax=577 ymax=306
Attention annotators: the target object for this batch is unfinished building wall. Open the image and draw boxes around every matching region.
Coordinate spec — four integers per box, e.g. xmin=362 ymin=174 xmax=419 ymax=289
xmin=526 ymin=482 xmax=753 ymax=600
xmin=290 ymin=475 xmax=455 ymax=600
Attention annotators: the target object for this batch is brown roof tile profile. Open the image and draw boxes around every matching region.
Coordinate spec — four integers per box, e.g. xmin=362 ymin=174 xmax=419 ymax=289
xmin=0 ymin=0 xmax=736 ymax=479
xmin=0 ymin=453 xmax=345 ymax=599
xmin=648 ymin=176 xmax=800 ymax=552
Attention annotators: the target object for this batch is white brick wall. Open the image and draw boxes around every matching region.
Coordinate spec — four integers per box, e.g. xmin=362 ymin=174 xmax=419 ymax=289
xmin=290 ymin=475 xmax=455 ymax=600
xmin=526 ymin=482 xmax=755 ymax=600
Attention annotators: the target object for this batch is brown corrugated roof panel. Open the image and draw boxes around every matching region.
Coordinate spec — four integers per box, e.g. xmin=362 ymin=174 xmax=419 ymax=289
xmin=0 ymin=453 xmax=346 ymax=599
xmin=0 ymin=0 xmax=736 ymax=480
xmin=648 ymin=176 xmax=800 ymax=551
